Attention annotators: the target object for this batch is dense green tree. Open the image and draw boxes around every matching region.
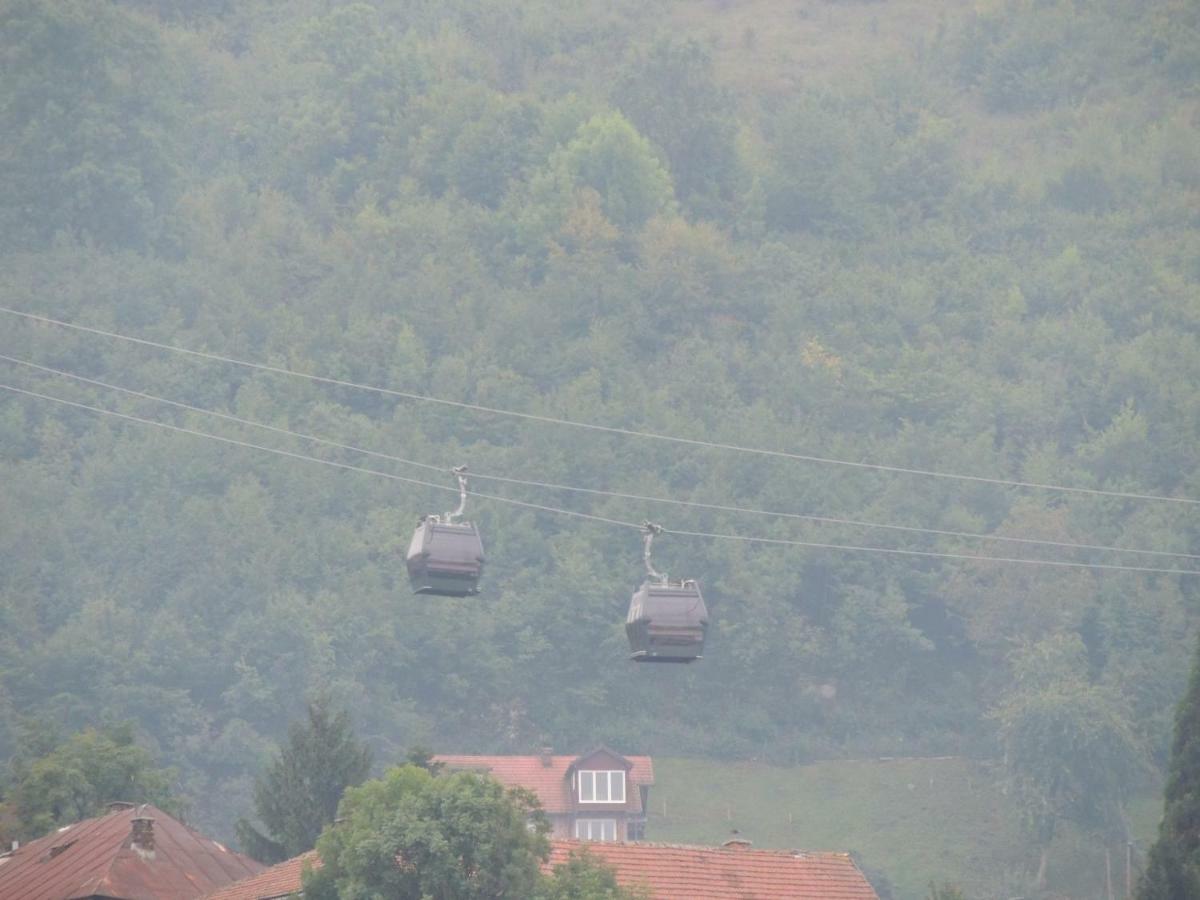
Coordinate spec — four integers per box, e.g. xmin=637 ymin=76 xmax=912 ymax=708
xmin=303 ymin=765 xmax=549 ymax=900
xmin=761 ymin=95 xmax=881 ymax=236
xmin=1138 ymin=634 xmax=1200 ymax=899
xmin=532 ymin=111 xmax=675 ymax=230
xmin=994 ymin=636 xmax=1144 ymax=887
xmin=612 ymin=38 xmax=739 ymax=218
xmin=235 ymin=699 xmax=372 ymax=863
xmin=0 ymin=0 xmax=182 ymax=250
xmin=0 ymin=722 xmax=177 ymax=841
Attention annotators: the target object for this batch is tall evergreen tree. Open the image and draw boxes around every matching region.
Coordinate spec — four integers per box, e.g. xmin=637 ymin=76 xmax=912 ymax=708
xmin=1138 ymin=634 xmax=1200 ymax=899
xmin=235 ymin=699 xmax=372 ymax=864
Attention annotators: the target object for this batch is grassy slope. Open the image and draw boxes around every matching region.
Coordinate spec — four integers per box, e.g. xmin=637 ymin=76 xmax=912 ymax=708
xmin=667 ymin=0 xmax=966 ymax=95
xmin=648 ymin=757 xmax=1161 ymax=900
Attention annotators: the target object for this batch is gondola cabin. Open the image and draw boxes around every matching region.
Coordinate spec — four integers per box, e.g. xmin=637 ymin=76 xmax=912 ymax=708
xmin=406 ymin=517 xmax=485 ymax=597
xmin=626 ymin=579 xmax=707 ymax=662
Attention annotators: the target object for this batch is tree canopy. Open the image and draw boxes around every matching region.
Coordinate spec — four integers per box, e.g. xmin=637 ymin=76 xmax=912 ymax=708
xmin=1138 ymin=634 xmax=1200 ymax=898
xmin=235 ymin=698 xmax=372 ymax=863
xmin=0 ymin=722 xmax=177 ymax=841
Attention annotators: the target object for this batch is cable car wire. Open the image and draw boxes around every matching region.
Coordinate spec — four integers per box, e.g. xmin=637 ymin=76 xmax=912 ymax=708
xmin=3 ymin=380 xmax=1199 ymax=577
xmin=3 ymin=351 xmax=1197 ymax=563
xmin=2 ymin=305 xmax=1196 ymax=507
xmin=0 ymin=381 xmax=637 ymax=531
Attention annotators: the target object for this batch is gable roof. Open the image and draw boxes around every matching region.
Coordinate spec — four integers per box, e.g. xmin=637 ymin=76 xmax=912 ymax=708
xmin=0 ymin=804 xmax=264 ymax=900
xmin=203 ymin=851 xmax=320 ymax=900
xmin=565 ymin=746 xmax=634 ymax=776
xmin=547 ymin=840 xmax=879 ymax=900
xmin=202 ymin=841 xmax=878 ymax=900
xmin=432 ymin=752 xmax=654 ymax=814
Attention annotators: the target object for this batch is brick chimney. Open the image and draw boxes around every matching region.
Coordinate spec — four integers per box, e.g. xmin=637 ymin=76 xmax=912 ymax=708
xmin=540 ymin=746 xmax=553 ymax=767
xmin=130 ymin=816 xmax=156 ymax=857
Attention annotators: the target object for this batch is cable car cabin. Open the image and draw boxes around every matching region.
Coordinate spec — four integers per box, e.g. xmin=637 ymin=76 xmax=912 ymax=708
xmin=626 ymin=580 xmax=708 ymax=663
xmin=406 ymin=518 xmax=485 ymax=597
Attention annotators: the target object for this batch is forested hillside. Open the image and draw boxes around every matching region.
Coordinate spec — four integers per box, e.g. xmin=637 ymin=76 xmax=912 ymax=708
xmin=1 ymin=0 xmax=1198 ymax=890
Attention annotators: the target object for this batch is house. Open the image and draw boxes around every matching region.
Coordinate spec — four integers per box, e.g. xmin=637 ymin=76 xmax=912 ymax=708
xmin=206 ymin=839 xmax=880 ymax=900
xmin=547 ymin=839 xmax=880 ymax=900
xmin=433 ymin=747 xmax=653 ymax=842
xmin=203 ymin=852 xmax=319 ymax=900
xmin=0 ymin=802 xmax=264 ymax=900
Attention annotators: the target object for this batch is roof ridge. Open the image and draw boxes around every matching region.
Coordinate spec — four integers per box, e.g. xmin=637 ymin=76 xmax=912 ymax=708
xmin=434 ymin=752 xmax=653 ymax=759
xmin=553 ymin=839 xmax=854 ymax=858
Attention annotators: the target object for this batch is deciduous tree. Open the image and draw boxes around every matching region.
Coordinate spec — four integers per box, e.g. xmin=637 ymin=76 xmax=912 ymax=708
xmin=303 ymin=765 xmax=548 ymax=900
xmin=1 ymin=722 xmax=177 ymax=840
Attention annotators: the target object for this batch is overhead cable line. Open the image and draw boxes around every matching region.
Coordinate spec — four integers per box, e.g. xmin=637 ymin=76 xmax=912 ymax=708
xmin=3 ymin=380 xmax=1198 ymax=578
xmin=0 ymin=381 xmax=637 ymax=531
xmin=3 ymin=305 xmax=1196 ymax=506
xmin=4 ymin=352 xmax=1197 ymax=563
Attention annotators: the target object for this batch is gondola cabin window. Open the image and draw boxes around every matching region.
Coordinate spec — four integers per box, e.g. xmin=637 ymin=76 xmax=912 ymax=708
xmin=575 ymin=819 xmax=617 ymax=841
xmin=578 ymin=770 xmax=625 ymax=803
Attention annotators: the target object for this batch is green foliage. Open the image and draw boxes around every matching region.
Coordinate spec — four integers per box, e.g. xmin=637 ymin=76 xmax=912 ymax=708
xmin=761 ymin=95 xmax=881 ymax=235
xmin=304 ymin=765 xmax=549 ymax=900
xmin=1138 ymin=635 xmax=1200 ymax=899
xmin=994 ymin=635 xmax=1145 ymax=882
xmin=952 ymin=1 xmax=1114 ymax=112
xmin=612 ymin=38 xmax=739 ymax=218
xmin=235 ymin=699 xmax=372 ymax=863
xmin=0 ymin=722 xmax=177 ymax=840
xmin=0 ymin=0 xmax=183 ymax=250
xmin=926 ymin=884 xmax=968 ymax=900
xmin=535 ymin=111 xmax=675 ymax=229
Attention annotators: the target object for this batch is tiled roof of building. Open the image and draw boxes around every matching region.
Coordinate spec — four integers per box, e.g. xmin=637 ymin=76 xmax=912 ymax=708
xmin=547 ymin=839 xmax=879 ymax=900
xmin=432 ymin=753 xmax=655 ymax=814
xmin=0 ymin=804 xmax=264 ymax=900
xmin=202 ymin=840 xmax=878 ymax=900
xmin=203 ymin=851 xmax=320 ymax=900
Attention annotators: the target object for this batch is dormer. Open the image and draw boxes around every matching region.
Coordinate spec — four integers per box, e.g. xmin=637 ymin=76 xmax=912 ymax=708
xmin=567 ymin=747 xmax=634 ymax=807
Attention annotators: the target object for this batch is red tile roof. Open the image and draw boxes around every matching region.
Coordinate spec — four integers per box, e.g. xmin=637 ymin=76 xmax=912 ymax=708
xmin=0 ymin=804 xmax=264 ymax=900
xmin=547 ymin=840 xmax=878 ymax=899
xmin=432 ymin=753 xmax=654 ymax=814
xmin=203 ymin=841 xmax=877 ymax=900
xmin=203 ymin=851 xmax=320 ymax=900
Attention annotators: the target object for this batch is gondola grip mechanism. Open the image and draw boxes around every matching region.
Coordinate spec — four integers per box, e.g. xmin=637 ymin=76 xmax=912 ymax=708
xmin=445 ymin=465 xmax=469 ymax=523
xmin=642 ymin=521 xmax=667 ymax=584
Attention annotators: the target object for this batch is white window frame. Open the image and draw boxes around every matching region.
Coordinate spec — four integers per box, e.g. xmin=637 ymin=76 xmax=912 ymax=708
xmin=574 ymin=818 xmax=618 ymax=841
xmin=578 ymin=770 xmax=626 ymax=804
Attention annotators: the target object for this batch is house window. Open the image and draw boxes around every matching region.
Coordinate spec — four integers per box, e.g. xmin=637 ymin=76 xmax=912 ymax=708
xmin=578 ymin=770 xmax=626 ymax=803
xmin=575 ymin=819 xmax=618 ymax=841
